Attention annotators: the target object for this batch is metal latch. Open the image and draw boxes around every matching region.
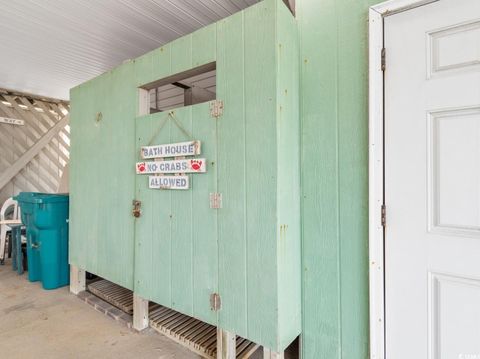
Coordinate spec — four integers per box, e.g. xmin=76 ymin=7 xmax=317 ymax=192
xmin=209 ymin=100 xmax=224 ymax=118
xmin=209 ymin=193 xmax=222 ymax=209
xmin=132 ymin=200 xmax=142 ymax=218
xmin=210 ymin=293 xmax=221 ymax=311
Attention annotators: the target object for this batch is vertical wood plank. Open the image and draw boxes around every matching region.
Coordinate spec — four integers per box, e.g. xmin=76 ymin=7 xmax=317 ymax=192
xmin=70 ymin=62 xmax=136 ymax=290
xmin=133 ymin=293 xmax=149 ymax=331
xmin=70 ymin=79 xmax=98 ymax=276
xmin=298 ymin=0 xmax=341 ymax=355
xmin=96 ymin=63 xmax=136 ymax=288
xmin=263 ymin=348 xmax=285 ymax=359
xmin=216 ymin=10 xmax=248 ymax=337
xmin=170 ymin=107 xmax=194 ymax=315
xmin=151 ymin=43 xmax=172 ymax=82
xmin=275 ymin=0 xmax=301 ymax=351
xmin=297 ymin=0 xmax=381 ymax=357
xmin=134 ymin=53 xmax=152 ymax=87
xmin=191 ymin=102 xmax=218 ymax=326
xmin=337 ymin=1 xmax=376 ymax=357
xmin=69 ymin=265 xmax=85 ymax=295
xmin=244 ymin=0 xmax=278 ymax=349
xmin=192 ymin=25 xmax=216 ymax=68
xmin=151 ymin=116 xmax=174 ymax=306
xmin=134 ymin=114 xmax=154 ymax=300
xmin=190 ymin=24 xmax=217 ymax=325
xmin=217 ymin=329 xmax=236 ymax=359
xmin=171 ymin=35 xmax=193 ymax=75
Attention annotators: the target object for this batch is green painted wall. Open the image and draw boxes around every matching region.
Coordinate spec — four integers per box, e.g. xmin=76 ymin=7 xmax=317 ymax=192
xmin=297 ymin=0 xmax=381 ymax=358
xmin=70 ymin=0 xmax=300 ymax=352
xmin=70 ymin=62 xmax=137 ymax=291
xmin=70 ymin=0 xmax=383 ymax=355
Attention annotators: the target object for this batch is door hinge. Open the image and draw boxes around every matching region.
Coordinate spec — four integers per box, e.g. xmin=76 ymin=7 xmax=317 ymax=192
xmin=209 ymin=192 xmax=223 ymax=209
xmin=381 ymin=48 xmax=386 ymax=71
xmin=132 ymin=200 xmax=142 ymax=218
xmin=209 ymin=100 xmax=224 ymax=118
xmin=381 ymin=204 xmax=386 ymax=227
xmin=210 ymin=293 xmax=222 ymax=311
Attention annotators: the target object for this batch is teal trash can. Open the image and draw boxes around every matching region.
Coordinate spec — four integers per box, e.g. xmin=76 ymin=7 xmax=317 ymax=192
xmin=14 ymin=192 xmax=70 ymax=289
xmin=31 ymin=194 xmax=70 ymax=290
xmin=14 ymin=192 xmax=42 ymax=282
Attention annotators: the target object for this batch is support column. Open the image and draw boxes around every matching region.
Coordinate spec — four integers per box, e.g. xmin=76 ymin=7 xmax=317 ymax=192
xmin=133 ymin=293 xmax=149 ymax=331
xmin=69 ymin=265 xmax=86 ymax=295
xmin=217 ymin=328 xmax=236 ymax=359
xmin=264 ymin=348 xmax=285 ymax=359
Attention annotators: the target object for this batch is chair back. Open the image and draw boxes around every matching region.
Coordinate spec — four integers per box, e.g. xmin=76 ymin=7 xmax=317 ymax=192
xmin=0 ymin=197 xmax=19 ymax=222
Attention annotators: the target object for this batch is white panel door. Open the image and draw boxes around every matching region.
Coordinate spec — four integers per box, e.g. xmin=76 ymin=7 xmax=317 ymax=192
xmin=385 ymin=1 xmax=480 ymax=358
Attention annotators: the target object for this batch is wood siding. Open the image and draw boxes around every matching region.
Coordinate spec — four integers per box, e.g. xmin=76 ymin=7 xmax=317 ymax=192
xmin=297 ymin=0 xmax=381 ymax=358
xmin=70 ymin=0 xmax=300 ymax=352
xmin=69 ymin=63 xmax=137 ymax=290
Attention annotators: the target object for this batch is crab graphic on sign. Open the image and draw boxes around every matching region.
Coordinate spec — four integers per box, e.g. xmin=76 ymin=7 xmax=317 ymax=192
xmin=136 ymin=140 xmax=206 ymax=190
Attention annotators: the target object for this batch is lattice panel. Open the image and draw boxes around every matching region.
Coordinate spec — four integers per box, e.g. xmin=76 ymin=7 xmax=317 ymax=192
xmin=0 ymin=88 xmax=70 ymax=205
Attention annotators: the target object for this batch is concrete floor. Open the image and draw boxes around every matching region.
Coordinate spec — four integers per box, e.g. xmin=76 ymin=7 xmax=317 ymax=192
xmin=0 ymin=260 xmax=298 ymax=359
xmin=0 ymin=260 xmax=199 ymax=359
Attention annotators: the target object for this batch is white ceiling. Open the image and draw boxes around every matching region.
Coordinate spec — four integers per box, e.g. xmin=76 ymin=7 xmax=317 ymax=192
xmin=0 ymin=0 xmax=259 ymax=100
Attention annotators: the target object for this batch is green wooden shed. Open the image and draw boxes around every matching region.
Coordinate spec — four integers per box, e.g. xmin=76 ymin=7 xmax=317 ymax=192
xmin=70 ymin=0 xmax=300 ymax=353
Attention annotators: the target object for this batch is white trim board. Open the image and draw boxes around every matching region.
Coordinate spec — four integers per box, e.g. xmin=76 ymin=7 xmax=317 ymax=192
xmin=368 ymin=1 xmax=439 ymax=359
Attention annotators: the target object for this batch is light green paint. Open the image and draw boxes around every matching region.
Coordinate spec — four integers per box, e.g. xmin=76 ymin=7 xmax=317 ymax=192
xmin=70 ymin=62 xmax=136 ymax=291
xmin=70 ymin=0 xmax=300 ymax=352
xmin=297 ymin=0 xmax=381 ymax=358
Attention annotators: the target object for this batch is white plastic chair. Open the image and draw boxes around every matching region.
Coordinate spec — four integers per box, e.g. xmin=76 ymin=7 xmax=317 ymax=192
xmin=0 ymin=198 xmax=21 ymax=264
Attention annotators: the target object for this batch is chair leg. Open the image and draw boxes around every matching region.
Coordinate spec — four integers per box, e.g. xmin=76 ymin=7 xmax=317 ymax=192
xmin=15 ymin=227 xmax=24 ymax=274
xmin=0 ymin=225 xmax=7 ymax=264
xmin=11 ymin=231 xmax=17 ymax=271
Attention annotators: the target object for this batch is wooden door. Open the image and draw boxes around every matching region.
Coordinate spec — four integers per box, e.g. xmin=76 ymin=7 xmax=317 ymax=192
xmin=134 ymin=102 xmax=218 ymax=325
xmin=69 ymin=64 xmax=137 ymax=290
xmin=385 ymin=0 xmax=480 ymax=357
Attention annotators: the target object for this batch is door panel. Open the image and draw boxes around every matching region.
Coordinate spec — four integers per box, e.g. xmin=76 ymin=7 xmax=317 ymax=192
xmin=134 ymin=102 xmax=218 ymax=325
xmin=70 ymin=64 xmax=136 ymax=290
xmin=385 ymin=1 xmax=480 ymax=357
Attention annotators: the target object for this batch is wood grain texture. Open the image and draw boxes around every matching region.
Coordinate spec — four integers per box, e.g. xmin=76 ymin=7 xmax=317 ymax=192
xmin=216 ymin=9 xmax=248 ymax=337
xmin=134 ymin=103 xmax=217 ymax=325
xmin=275 ymin=1 xmax=301 ymax=351
xmin=70 ymin=62 xmax=136 ymax=290
xmin=70 ymin=0 xmax=300 ymax=351
xmin=297 ymin=0 xmax=382 ymax=358
xmin=244 ymin=1 xmax=278 ymax=349
xmin=0 ymin=91 xmax=69 ymax=205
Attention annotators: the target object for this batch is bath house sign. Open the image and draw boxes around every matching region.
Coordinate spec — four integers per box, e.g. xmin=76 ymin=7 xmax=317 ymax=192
xmin=136 ymin=140 xmax=206 ymax=190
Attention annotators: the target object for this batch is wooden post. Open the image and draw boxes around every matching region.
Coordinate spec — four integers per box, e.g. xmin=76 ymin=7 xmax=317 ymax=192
xmin=133 ymin=293 xmax=149 ymax=331
xmin=69 ymin=265 xmax=86 ymax=295
xmin=217 ymin=328 xmax=235 ymax=359
xmin=264 ymin=348 xmax=285 ymax=359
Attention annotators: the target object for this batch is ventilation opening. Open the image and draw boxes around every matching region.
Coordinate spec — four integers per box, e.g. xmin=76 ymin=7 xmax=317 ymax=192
xmin=138 ymin=62 xmax=216 ymax=115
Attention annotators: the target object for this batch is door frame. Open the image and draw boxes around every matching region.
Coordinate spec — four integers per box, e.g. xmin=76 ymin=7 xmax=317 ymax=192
xmin=368 ymin=1 xmax=439 ymax=358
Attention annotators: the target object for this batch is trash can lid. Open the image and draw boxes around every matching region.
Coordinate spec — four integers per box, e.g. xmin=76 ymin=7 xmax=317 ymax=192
xmin=13 ymin=192 xmax=43 ymax=202
xmin=31 ymin=194 xmax=69 ymax=204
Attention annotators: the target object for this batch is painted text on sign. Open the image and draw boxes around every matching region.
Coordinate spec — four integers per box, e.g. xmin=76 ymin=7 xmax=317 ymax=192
xmin=141 ymin=141 xmax=201 ymax=159
xmin=149 ymin=175 xmax=189 ymax=190
xmin=136 ymin=158 xmax=206 ymax=174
